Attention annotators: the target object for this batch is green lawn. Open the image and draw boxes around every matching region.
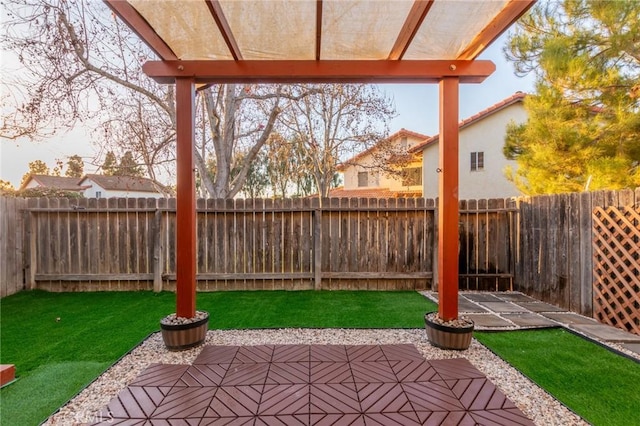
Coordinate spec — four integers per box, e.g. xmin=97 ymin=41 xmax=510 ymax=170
xmin=0 ymin=289 xmax=434 ymax=425
xmin=475 ymin=329 xmax=640 ymax=426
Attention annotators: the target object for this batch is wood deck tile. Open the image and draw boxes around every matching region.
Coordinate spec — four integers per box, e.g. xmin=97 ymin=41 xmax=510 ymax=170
xmin=309 ymin=362 xmax=353 ymax=384
xmin=350 ymin=361 xmax=396 ymax=383
xmin=390 ymin=360 xmax=438 ymax=382
xmin=178 ymin=364 xmax=229 ymax=387
xmin=309 ymin=345 xmax=348 ymax=362
xmin=379 ymin=344 xmax=425 ymax=361
xmin=272 ymin=345 xmax=310 ymax=362
xmin=92 ymin=344 xmax=535 ymax=425
xmin=266 ymin=362 xmax=309 ymax=384
xmin=346 ymin=345 xmax=386 ymax=362
xmin=309 ymin=383 xmax=360 ymax=414
xmin=194 ymin=346 xmax=239 ymax=365
xmin=130 ymin=364 xmax=189 ymax=387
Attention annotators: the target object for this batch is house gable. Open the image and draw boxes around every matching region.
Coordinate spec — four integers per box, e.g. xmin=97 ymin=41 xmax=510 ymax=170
xmin=418 ymin=93 xmax=527 ymax=200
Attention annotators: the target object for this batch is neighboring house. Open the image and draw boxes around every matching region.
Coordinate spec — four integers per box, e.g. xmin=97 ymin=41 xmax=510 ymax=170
xmin=20 ymin=175 xmax=87 ymax=193
xmin=80 ymin=174 xmax=171 ymax=198
xmin=332 ymin=128 xmax=429 ymax=198
xmin=410 ymin=92 xmax=527 ymax=200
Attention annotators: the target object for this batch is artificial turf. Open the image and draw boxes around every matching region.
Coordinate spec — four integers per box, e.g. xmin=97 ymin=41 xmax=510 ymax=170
xmin=0 ymin=289 xmax=434 ymax=425
xmin=475 ymin=328 xmax=640 ymax=426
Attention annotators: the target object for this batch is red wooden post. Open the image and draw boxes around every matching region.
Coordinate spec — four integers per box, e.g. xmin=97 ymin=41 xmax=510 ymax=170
xmin=438 ymin=77 xmax=460 ymax=321
xmin=175 ymin=78 xmax=197 ymax=318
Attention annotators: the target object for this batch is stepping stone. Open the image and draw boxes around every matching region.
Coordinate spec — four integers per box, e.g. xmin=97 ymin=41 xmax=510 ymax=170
xmin=515 ymin=302 xmax=566 ymax=313
xmin=501 ymin=313 xmax=557 ymax=328
xmin=465 ymin=314 xmax=514 ymax=328
xmin=477 ymin=302 xmax=527 ymax=313
xmin=494 ymin=293 xmax=536 ymax=302
xmin=621 ymin=343 xmax=640 ymax=356
xmin=541 ymin=312 xmax=599 ymax=325
xmin=463 ymin=293 xmax=501 ymax=302
xmin=570 ymin=324 xmax=640 ymax=343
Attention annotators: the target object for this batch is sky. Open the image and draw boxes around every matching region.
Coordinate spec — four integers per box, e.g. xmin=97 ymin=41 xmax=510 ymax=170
xmin=0 ymin=33 xmax=535 ymax=188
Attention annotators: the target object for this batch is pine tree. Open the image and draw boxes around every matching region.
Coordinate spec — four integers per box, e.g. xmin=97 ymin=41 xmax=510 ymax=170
xmin=101 ymin=151 xmax=118 ymax=176
xmin=115 ymin=151 xmax=143 ymax=177
xmin=504 ymin=0 xmax=640 ymax=194
xmin=65 ymin=155 xmax=84 ymax=177
xmin=20 ymin=160 xmax=50 ymax=187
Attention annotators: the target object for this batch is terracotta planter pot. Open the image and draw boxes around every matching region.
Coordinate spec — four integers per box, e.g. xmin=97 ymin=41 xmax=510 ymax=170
xmin=160 ymin=312 xmax=209 ymax=351
xmin=424 ymin=312 xmax=474 ymax=350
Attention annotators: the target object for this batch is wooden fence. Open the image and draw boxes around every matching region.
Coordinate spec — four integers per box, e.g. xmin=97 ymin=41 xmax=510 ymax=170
xmin=1 ymin=190 xmax=637 ymax=335
xmin=0 ymin=196 xmax=517 ymax=295
xmin=514 ymin=188 xmax=640 ymax=322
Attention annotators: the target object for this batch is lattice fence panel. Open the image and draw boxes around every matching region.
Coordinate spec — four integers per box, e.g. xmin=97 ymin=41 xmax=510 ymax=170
xmin=592 ymin=206 xmax=640 ymax=335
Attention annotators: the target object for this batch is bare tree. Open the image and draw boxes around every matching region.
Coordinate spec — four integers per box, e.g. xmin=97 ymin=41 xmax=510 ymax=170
xmin=1 ymin=0 xmax=306 ymax=198
xmin=280 ymin=84 xmax=395 ymax=197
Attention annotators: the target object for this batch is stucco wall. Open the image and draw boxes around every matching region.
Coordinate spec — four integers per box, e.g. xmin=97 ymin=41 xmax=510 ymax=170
xmin=82 ymin=181 xmax=164 ymax=199
xmin=422 ymin=102 xmax=526 ymax=200
xmin=342 ymin=134 xmax=425 ymax=192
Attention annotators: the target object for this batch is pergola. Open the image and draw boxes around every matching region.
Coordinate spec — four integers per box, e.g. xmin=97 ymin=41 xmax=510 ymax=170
xmin=104 ymin=0 xmax=535 ymax=322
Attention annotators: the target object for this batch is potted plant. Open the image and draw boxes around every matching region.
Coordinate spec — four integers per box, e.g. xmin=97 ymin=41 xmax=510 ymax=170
xmin=160 ymin=310 xmax=209 ymax=351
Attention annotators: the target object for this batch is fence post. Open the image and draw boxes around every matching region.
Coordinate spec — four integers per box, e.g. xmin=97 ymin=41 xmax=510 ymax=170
xmin=431 ymin=198 xmax=439 ymax=291
xmin=153 ymin=207 xmax=163 ymax=292
xmin=313 ymin=199 xmax=322 ymax=290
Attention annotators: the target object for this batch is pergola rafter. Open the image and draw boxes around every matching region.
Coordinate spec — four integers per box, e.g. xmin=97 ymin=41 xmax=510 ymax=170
xmin=103 ymin=0 xmax=536 ymax=322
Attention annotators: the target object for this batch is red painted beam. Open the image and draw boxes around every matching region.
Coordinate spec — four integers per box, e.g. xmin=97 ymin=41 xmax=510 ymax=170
xmin=175 ymin=78 xmax=197 ymax=318
xmin=142 ymin=60 xmax=495 ymax=84
xmin=438 ymin=77 xmax=460 ymax=321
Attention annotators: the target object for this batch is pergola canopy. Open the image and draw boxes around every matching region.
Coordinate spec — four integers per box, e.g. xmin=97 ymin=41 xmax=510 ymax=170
xmin=104 ymin=0 xmax=535 ymax=322
xmin=107 ymin=0 xmax=534 ymax=83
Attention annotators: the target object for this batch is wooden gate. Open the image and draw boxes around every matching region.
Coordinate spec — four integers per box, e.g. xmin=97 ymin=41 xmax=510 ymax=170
xmin=592 ymin=206 xmax=640 ymax=335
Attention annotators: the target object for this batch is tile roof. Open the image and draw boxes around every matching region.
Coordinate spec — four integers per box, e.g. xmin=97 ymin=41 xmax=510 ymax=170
xmin=81 ymin=174 xmax=169 ymax=194
xmin=22 ymin=175 xmax=85 ymax=191
xmin=409 ymin=92 xmax=526 ymax=153
xmin=337 ymin=128 xmax=429 ymax=171
xmin=327 ymin=187 xmax=422 ymax=198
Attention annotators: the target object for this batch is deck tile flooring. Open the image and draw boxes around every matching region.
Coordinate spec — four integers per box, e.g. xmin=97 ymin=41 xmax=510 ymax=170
xmin=91 ymin=344 xmax=533 ymax=425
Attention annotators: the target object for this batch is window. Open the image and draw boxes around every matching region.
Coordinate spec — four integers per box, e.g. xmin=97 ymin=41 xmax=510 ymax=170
xmin=471 ymin=152 xmax=484 ymax=171
xmin=95 ymin=191 xmax=102 ymax=198
xmin=357 ymin=172 xmax=368 ymax=187
xmin=402 ymin=167 xmax=422 ymax=186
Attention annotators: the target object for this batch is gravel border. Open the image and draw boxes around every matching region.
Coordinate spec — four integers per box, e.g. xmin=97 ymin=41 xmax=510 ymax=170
xmin=44 ymin=329 xmax=587 ymax=426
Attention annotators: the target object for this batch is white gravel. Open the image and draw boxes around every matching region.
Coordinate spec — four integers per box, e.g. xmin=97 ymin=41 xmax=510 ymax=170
xmin=44 ymin=329 xmax=588 ymax=426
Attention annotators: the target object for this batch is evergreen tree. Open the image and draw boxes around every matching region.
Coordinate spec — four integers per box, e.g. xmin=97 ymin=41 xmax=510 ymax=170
xmin=504 ymin=0 xmax=640 ymax=194
xmin=101 ymin=151 xmax=118 ymax=176
xmin=115 ymin=151 xmax=143 ymax=177
xmin=65 ymin=155 xmax=84 ymax=177
xmin=20 ymin=160 xmax=50 ymax=187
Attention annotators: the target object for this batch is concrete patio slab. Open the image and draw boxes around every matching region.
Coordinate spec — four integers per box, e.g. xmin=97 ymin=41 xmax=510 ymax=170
xmin=621 ymin=343 xmax=640 ymax=356
xmin=425 ymin=294 xmax=489 ymax=313
xmin=514 ymin=302 xmax=567 ymax=313
xmin=466 ymin=314 xmax=515 ymax=328
xmin=570 ymin=324 xmax=640 ymax=343
xmin=464 ymin=293 xmax=501 ymax=302
xmin=541 ymin=313 xmax=600 ymax=325
xmin=501 ymin=313 xmax=557 ymax=328
xmin=494 ymin=293 xmax=537 ymax=302
xmin=477 ymin=301 xmax=528 ymax=313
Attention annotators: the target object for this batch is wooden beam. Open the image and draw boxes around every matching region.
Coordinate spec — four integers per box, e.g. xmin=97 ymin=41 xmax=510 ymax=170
xmin=388 ymin=0 xmax=434 ymax=60
xmin=175 ymin=78 xmax=197 ymax=318
xmin=142 ymin=60 xmax=495 ymax=84
xmin=204 ymin=0 xmax=243 ymax=60
xmin=457 ymin=0 xmax=536 ymax=60
xmin=103 ymin=0 xmax=177 ymax=60
xmin=438 ymin=77 xmax=460 ymax=321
